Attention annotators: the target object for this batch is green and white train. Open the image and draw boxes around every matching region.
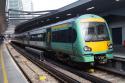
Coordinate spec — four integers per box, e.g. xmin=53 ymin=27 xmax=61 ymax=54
xmin=12 ymin=14 xmax=113 ymax=65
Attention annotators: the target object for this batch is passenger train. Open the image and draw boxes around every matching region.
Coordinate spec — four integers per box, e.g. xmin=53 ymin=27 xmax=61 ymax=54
xmin=12 ymin=14 xmax=113 ymax=65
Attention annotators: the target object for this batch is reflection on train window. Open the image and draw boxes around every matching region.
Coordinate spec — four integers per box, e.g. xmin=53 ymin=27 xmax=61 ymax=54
xmin=88 ymin=27 xmax=94 ymax=34
xmin=97 ymin=25 xmax=104 ymax=35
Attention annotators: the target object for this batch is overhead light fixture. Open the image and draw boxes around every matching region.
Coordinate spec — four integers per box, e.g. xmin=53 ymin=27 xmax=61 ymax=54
xmin=86 ymin=6 xmax=95 ymax=11
xmin=67 ymin=13 xmax=72 ymax=16
xmin=56 ymin=17 xmax=60 ymax=19
xmin=115 ymin=0 xmax=120 ymax=2
xmin=41 ymin=21 xmax=44 ymax=22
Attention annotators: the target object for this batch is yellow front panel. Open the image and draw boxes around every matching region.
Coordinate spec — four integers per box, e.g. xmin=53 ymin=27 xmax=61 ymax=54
xmin=85 ymin=41 xmax=110 ymax=53
xmin=80 ymin=18 xmax=105 ymax=23
xmin=52 ymin=23 xmax=69 ymax=30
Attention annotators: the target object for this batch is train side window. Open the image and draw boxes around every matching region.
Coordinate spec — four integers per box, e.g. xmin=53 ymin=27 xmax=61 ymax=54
xmin=31 ymin=33 xmax=46 ymax=41
xmin=69 ymin=29 xmax=77 ymax=43
xmin=52 ymin=28 xmax=76 ymax=43
xmin=43 ymin=33 xmax=46 ymax=41
xmin=31 ymin=34 xmax=36 ymax=41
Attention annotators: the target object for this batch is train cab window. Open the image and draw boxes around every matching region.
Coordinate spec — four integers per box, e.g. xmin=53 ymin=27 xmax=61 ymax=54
xmin=97 ymin=24 xmax=109 ymax=40
xmin=97 ymin=25 xmax=104 ymax=34
xmin=88 ymin=27 xmax=95 ymax=34
xmin=84 ymin=22 xmax=110 ymax=42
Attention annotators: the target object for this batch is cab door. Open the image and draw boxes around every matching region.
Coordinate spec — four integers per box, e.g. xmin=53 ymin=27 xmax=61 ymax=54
xmin=46 ymin=28 xmax=51 ymax=48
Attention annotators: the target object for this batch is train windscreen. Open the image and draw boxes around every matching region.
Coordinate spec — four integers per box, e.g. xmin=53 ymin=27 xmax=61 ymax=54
xmin=81 ymin=22 xmax=110 ymax=42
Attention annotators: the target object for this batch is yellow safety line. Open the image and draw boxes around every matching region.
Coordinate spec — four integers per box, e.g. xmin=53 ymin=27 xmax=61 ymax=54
xmin=0 ymin=49 xmax=1 ymax=66
xmin=0 ymin=45 xmax=8 ymax=83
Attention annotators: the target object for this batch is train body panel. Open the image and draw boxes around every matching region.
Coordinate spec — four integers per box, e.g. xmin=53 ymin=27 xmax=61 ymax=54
xmin=51 ymin=22 xmax=74 ymax=54
xmin=29 ymin=41 xmax=47 ymax=49
xmin=85 ymin=41 xmax=110 ymax=53
xmin=51 ymin=43 xmax=73 ymax=54
xmin=72 ymin=14 xmax=113 ymax=62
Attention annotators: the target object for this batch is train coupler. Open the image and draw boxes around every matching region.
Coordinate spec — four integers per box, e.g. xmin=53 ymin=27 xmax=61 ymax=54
xmin=95 ymin=55 xmax=107 ymax=64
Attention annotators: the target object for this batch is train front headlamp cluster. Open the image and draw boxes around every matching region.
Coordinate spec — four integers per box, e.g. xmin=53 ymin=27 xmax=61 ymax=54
xmin=108 ymin=44 xmax=113 ymax=49
xmin=84 ymin=46 xmax=92 ymax=51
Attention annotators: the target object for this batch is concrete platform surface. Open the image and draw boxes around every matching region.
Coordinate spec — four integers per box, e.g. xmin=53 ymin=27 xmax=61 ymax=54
xmin=0 ymin=44 xmax=29 ymax=83
xmin=113 ymin=45 xmax=125 ymax=58
xmin=7 ymin=43 xmax=59 ymax=83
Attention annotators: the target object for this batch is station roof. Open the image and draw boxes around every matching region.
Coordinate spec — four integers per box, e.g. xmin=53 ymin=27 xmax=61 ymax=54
xmin=0 ymin=0 xmax=6 ymax=32
xmin=15 ymin=0 xmax=125 ymax=33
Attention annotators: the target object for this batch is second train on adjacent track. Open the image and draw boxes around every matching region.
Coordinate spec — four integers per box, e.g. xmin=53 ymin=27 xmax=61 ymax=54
xmin=12 ymin=14 xmax=113 ymax=66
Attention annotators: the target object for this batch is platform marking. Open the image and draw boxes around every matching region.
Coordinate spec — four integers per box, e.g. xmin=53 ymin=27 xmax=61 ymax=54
xmin=39 ymin=75 xmax=46 ymax=81
xmin=0 ymin=52 xmax=1 ymax=65
xmin=0 ymin=46 xmax=8 ymax=83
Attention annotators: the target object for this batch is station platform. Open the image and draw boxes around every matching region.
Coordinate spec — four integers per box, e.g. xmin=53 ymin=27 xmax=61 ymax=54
xmin=0 ymin=43 xmax=28 ymax=83
xmin=113 ymin=45 xmax=125 ymax=59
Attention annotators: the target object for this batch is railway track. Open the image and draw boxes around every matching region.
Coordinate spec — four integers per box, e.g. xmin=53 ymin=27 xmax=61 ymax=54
xmin=91 ymin=68 xmax=125 ymax=83
xmin=95 ymin=65 xmax=125 ymax=77
xmin=10 ymin=43 xmax=125 ymax=83
xmin=45 ymin=58 xmax=125 ymax=83
xmin=9 ymin=43 xmax=83 ymax=83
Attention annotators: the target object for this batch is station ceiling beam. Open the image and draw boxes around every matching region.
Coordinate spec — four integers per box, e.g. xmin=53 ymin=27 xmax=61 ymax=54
xmin=7 ymin=9 xmax=57 ymax=23
xmin=8 ymin=9 xmax=57 ymax=13
xmin=9 ymin=18 xmax=31 ymax=20
xmin=15 ymin=0 xmax=125 ymax=33
xmin=0 ymin=0 xmax=6 ymax=33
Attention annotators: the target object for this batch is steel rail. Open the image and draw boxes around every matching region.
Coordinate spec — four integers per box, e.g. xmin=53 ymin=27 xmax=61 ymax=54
xmin=95 ymin=65 xmax=125 ymax=77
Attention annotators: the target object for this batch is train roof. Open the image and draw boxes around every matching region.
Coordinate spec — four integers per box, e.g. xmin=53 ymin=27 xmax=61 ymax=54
xmin=15 ymin=0 xmax=125 ymax=34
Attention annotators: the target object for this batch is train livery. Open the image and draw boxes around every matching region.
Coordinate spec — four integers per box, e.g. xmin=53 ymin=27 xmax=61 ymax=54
xmin=12 ymin=14 xmax=113 ymax=65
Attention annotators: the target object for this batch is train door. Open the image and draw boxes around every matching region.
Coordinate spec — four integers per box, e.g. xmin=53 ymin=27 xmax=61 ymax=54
xmin=112 ymin=27 xmax=122 ymax=45
xmin=27 ymin=32 xmax=30 ymax=45
xmin=46 ymin=28 xmax=51 ymax=48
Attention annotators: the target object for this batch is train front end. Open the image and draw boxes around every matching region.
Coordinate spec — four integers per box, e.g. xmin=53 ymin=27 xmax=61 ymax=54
xmin=74 ymin=14 xmax=113 ymax=64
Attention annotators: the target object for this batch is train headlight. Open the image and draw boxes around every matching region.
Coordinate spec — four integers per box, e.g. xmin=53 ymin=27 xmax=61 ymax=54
xmin=108 ymin=44 xmax=113 ymax=49
xmin=84 ymin=46 xmax=92 ymax=51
